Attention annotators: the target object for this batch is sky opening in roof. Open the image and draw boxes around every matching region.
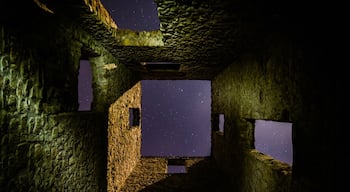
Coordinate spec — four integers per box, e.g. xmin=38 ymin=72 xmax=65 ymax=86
xmin=100 ymin=0 xmax=160 ymax=31
xmin=141 ymin=80 xmax=211 ymax=157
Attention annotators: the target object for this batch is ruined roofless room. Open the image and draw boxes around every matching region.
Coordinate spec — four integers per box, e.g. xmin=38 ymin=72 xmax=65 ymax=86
xmin=0 ymin=0 xmax=338 ymax=191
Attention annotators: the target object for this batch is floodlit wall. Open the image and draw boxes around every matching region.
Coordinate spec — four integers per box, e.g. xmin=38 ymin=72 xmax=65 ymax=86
xmin=0 ymin=10 xmax=139 ymax=191
xmin=107 ymin=82 xmax=142 ymax=192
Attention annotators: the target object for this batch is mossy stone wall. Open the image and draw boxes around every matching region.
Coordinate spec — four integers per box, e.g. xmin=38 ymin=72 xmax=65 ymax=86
xmin=212 ymin=32 xmax=334 ymax=191
xmin=0 ymin=12 xmax=139 ymax=190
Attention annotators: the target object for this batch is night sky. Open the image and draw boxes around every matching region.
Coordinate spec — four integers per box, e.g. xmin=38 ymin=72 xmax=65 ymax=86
xmin=78 ymin=0 xmax=293 ymax=162
xmin=255 ymin=120 xmax=293 ymax=165
xmin=78 ymin=60 xmax=93 ymax=111
xmin=141 ymin=80 xmax=211 ymax=157
xmin=100 ymin=0 xmax=160 ymax=31
xmin=79 ymin=0 xmax=212 ymax=157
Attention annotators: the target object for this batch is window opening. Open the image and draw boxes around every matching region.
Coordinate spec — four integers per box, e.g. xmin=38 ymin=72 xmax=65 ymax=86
xmin=141 ymin=62 xmax=181 ymax=72
xmin=219 ymin=114 xmax=225 ymax=132
xmin=254 ymin=120 xmax=293 ymax=165
xmin=78 ymin=60 xmax=93 ymax=111
xmin=167 ymin=159 xmax=187 ymax=174
xmin=167 ymin=165 xmax=187 ymax=174
xmin=129 ymin=108 xmax=140 ymax=128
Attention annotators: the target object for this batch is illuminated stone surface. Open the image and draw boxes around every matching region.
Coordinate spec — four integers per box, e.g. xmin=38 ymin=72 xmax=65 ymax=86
xmin=0 ymin=0 xmax=335 ymax=191
xmin=107 ymin=82 xmax=141 ymax=192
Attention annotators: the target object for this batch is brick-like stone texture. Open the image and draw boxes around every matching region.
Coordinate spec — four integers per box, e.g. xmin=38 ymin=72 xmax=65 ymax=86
xmin=120 ymin=157 xmax=229 ymax=192
xmin=107 ymin=82 xmax=142 ymax=192
xmin=0 ymin=5 xmax=141 ymax=190
xmin=1 ymin=0 xmax=336 ymax=191
xmin=1 ymin=111 xmax=107 ymax=191
xmin=0 ymin=25 xmax=109 ymax=191
xmin=212 ymin=37 xmax=297 ymax=191
xmin=114 ymin=30 xmax=164 ymax=46
xmin=212 ymin=32 xmax=333 ymax=191
xmin=244 ymin=150 xmax=291 ymax=192
xmin=82 ymin=0 xmax=118 ymax=30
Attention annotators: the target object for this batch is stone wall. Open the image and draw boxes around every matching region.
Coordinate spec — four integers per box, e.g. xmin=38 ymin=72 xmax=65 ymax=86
xmin=67 ymin=17 xmax=141 ymax=113
xmin=121 ymin=157 xmax=168 ymax=192
xmin=89 ymin=55 xmax=140 ymax=113
xmin=0 ymin=23 xmax=109 ymax=191
xmin=0 ymin=110 xmax=107 ymax=192
xmin=0 ymin=9 xmax=140 ymax=190
xmin=120 ymin=157 xmax=229 ymax=192
xmin=244 ymin=150 xmax=292 ymax=192
xmin=212 ymin=30 xmax=334 ymax=191
xmin=114 ymin=30 xmax=164 ymax=46
xmin=107 ymin=82 xmax=142 ymax=192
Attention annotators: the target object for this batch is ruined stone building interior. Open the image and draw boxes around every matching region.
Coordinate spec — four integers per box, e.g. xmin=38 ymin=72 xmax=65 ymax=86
xmin=0 ymin=0 xmax=339 ymax=191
